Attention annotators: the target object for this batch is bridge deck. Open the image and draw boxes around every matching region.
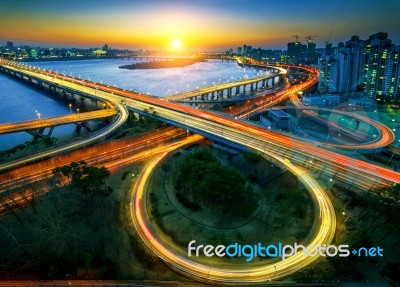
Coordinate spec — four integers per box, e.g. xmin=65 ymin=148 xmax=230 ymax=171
xmin=165 ymin=74 xmax=280 ymax=101
xmin=0 ymin=109 xmax=116 ymax=134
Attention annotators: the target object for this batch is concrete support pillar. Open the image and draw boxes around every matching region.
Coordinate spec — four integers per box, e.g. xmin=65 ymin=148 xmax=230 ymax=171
xmin=227 ymin=88 xmax=232 ymax=98
xmin=354 ymin=120 xmax=360 ymax=130
xmin=47 ymin=127 xmax=55 ymax=137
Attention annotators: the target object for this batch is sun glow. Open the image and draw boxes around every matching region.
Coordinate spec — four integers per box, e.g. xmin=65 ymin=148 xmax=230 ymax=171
xmin=171 ymin=38 xmax=182 ymax=50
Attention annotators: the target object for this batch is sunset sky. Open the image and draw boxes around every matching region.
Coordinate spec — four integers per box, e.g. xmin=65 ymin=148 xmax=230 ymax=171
xmin=0 ymin=0 xmax=399 ymax=51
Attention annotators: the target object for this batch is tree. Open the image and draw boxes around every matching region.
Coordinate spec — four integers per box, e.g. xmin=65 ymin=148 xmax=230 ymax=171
xmin=52 ymin=161 xmax=110 ymax=196
xmin=176 ymin=150 xmax=258 ymax=218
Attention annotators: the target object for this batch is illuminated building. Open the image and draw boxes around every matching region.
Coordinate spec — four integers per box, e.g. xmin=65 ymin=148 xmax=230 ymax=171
xmin=318 ymin=32 xmax=400 ymax=101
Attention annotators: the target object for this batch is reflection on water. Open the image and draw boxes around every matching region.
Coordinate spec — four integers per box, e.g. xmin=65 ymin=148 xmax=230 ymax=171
xmin=32 ymin=58 xmax=264 ymax=97
xmin=0 ymin=58 xmax=263 ymax=150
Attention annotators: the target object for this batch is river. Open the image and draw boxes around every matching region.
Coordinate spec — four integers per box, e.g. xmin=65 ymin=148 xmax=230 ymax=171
xmin=0 ymin=58 xmax=264 ymax=150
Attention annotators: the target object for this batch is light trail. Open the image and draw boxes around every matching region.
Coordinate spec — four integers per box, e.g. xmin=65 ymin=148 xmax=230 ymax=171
xmin=130 ymin=134 xmax=335 ymax=284
xmin=1 ymin=60 xmax=398 ymax=186
xmin=0 ymin=59 xmax=398 ymax=284
xmin=0 ymin=109 xmax=117 ymax=135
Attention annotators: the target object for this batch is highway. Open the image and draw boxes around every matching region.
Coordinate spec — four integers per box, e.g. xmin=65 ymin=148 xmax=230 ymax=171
xmin=288 ymin=92 xmax=395 ymax=149
xmin=0 ymin=127 xmax=186 ymax=193
xmin=0 ymin=109 xmax=116 ymax=135
xmin=164 ymin=63 xmax=286 ymax=102
xmin=0 ymin=127 xmax=192 ymax=211
xmin=225 ymin=67 xmax=394 ymax=150
xmin=1 ymin=59 xmax=399 ymax=284
xmin=0 ymin=99 xmax=128 ymax=172
xmin=130 ymin=134 xmax=335 ymax=284
xmin=1 ymin=60 xmax=399 ymax=188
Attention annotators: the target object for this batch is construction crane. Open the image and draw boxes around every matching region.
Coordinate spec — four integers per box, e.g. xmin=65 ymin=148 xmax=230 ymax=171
xmin=305 ymin=35 xmax=318 ymax=43
xmin=291 ymin=35 xmax=300 ymax=42
xmin=326 ymin=30 xmax=333 ymax=45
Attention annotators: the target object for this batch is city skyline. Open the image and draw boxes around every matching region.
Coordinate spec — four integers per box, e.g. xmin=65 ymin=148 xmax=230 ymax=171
xmin=1 ymin=0 xmax=400 ymax=51
xmin=1 ymin=1 xmax=400 ymax=284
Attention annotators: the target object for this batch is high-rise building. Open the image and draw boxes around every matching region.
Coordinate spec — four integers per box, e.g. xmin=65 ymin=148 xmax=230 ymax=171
xmin=318 ymin=55 xmax=332 ymax=93
xmin=363 ymin=32 xmax=399 ymax=100
xmin=344 ymin=35 xmax=365 ymax=92
xmin=383 ymin=46 xmax=400 ymax=97
xmin=287 ymin=42 xmax=301 ymax=64
xmin=237 ymin=47 xmax=242 ymax=55
xmin=318 ymin=52 xmax=349 ymax=93
xmin=307 ymin=41 xmax=317 ymax=64
xmin=325 ymin=43 xmax=333 ymax=56
xmin=318 ymin=32 xmax=400 ymax=101
xmin=287 ymin=41 xmax=310 ymax=64
xmin=6 ymin=41 xmax=13 ymax=50
xmin=246 ymin=45 xmax=252 ymax=55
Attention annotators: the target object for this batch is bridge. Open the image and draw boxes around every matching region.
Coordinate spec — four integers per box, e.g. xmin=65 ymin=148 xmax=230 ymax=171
xmin=164 ymin=58 xmax=287 ymax=103
xmin=0 ymin=109 xmax=117 ymax=138
xmin=1 ymin=59 xmax=398 ymax=188
xmin=1 ymin=58 xmax=400 ymax=285
xmin=165 ymin=71 xmax=286 ymax=103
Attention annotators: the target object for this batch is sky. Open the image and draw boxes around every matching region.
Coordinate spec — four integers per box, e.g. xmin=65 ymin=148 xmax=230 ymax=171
xmin=0 ymin=0 xmax=399 ymax=51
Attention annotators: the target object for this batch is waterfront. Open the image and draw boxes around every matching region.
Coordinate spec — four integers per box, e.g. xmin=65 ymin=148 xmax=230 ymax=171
xmin=0 ymin=58 xmax=262 ymax=150
xmin=0 ymin=73 xmax=79 ymax=150
xmin=30 ymin=58 xmax=264 ymax=96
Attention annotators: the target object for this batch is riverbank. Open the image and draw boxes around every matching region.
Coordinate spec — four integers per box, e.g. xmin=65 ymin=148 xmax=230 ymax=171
xmin=119 ymin=58 xmax=205 ymax=69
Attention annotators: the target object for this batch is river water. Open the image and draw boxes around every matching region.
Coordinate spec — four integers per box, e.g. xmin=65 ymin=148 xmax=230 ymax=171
xmin=0 ymin=58 xmax=263 ymax=150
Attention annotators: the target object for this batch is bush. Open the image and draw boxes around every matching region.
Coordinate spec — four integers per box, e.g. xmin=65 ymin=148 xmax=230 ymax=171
xmin=175 ymin=150 xmax=258 ymax=218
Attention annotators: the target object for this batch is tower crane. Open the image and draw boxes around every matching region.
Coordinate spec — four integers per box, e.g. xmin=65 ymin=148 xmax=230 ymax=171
xmin=305 ymin=35 xmax=318 ymax=43
xmin=326 ymin=30 xmax=333 ymax=45
xmin=291 ymin=35 xmax=300 ymax=42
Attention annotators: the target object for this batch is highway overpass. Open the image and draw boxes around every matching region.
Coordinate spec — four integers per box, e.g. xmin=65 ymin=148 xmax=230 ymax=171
xmin=165 ymin=68 xmax=286 ymax=103
xmin=0 ymin=109 xmax=117 ymax=137
xmin=1 ymin=59 xmax=399 ymax=191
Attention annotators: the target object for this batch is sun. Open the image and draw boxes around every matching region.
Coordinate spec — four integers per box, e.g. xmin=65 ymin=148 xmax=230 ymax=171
xmin=171 ymin=38 xmax=182 ymax=50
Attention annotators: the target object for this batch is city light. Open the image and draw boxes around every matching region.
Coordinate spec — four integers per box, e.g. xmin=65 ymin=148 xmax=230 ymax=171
xmin=0 ymin=0 xmax=399 ymax=285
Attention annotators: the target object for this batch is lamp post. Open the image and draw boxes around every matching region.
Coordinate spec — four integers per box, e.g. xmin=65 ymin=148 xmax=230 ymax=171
xmin=68 ymin=103 xmax=72 ymax=114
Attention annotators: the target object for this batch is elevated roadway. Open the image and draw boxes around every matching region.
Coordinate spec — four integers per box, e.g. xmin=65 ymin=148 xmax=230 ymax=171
xmin=0 ymin=67 xmax=128 ymax=172
xmin=0 ymin=109 xmax=116 ymax=135
xmin=289 ymin=92 xmax=395 ymax=150
xmin=131 ymin=135 xmax=335 ymax=284
xmin=1 ymin=59 xmax=399 ymax=284
xmin=1 ymin=59 xmax=398 ymax=189
xmin=165 ymin=62 xmax=287 ymax=102
xmin=226 ymin=62 xmax=394 ymax=151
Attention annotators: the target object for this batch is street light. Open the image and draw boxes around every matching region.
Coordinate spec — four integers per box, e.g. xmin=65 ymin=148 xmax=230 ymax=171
xmin=76 ymin=108 xmax=80 ymax=114
xmin=68 ymin=103 xmax=72 ymax=113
